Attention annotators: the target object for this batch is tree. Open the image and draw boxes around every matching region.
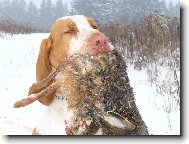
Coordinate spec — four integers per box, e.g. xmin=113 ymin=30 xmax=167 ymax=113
xmin=38 ymin=0 xmax=54 ymax=28
xmin=0 ymin=2 xmax=3 ymax=19
xmin=93 ymin=0 xmax=117 ymax=22
xmin=115 ymin=0 xmax=130 ymax=22
xmin=168 ymin=1 xmax=174 ymax=17
xmin=26 ymin=1 xmax=39 ymax=24
xmin=157 ymin=0 xmax=167 ymax=16
xmin=173 ymin=2 xmax=180 ymax=17
xmin=9 ymin=0 xmax=27 ymax=21
xmin=1 ymin=0 xmax=12 ymax=19
xmin=118 ymin=0 xmax=170 ymax=22
xmin=72 ymin=0 xmax=93 ymax=17
xmin=167 ymin=1 xmax=180 ymax=18
xmin=52 ymin=0 xmax=68 ymax=20
xmin=72 ymin=0 xmax=117 ymax=22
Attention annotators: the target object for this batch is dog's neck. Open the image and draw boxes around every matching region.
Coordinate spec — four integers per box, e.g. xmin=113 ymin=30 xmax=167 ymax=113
xmin=35 ymin=98 xmax=73 ymax=135
xmin=35 ymin=98 xmax=104 ymax=135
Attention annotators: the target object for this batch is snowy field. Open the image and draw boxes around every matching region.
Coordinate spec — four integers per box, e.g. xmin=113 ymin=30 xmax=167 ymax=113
xmin=0 ymin=33 xmax=180 ymax=135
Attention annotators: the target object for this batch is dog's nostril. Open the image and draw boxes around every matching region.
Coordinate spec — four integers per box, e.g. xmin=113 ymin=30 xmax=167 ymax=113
xmin=96 ymin=40 xmax=100 ymax=45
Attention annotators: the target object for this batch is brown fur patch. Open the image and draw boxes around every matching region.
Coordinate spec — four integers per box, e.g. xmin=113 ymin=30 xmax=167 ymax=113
xmin=35 ymin=19 xmax=78 ymax=106
xmin=49 ymin=19 xmax=78 ymax=68
xmin=86 ymin=17 xmax=99 ymax=30
xmin=55 ymin=52 xmax=115 ymax=111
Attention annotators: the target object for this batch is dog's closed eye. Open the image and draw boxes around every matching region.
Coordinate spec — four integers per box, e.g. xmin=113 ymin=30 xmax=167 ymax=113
xmin=65 ymin=28 xmax=73 ymax=33
xmin=91 ymin=25 xmax=98 ymax=30
xmin=65 ymin=28 xmax=76 ymax=34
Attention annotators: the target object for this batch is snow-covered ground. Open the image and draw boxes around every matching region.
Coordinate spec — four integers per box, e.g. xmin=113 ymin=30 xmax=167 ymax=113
xmin=128 ymin=65 xmax=180 ymax=135
xmin=0 ymin=33 xmax=180 ymax=135
xmin=0 ymin=33 xmax=47 ymax=135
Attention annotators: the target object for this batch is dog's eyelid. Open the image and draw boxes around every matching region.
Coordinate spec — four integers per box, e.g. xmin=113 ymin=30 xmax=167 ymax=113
xmin=91 ymin=24 xmax=99 ymax=30
xmin=87 ymin=19 xmax=98 ymax=30
xmin=65 ymin=27 xmax=75 ymax=33
xmin=65 ymin=28 xmax=74 ymax=33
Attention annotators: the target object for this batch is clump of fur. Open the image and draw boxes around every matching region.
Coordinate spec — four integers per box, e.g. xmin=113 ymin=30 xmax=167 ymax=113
xmin=102 ymin=50 xmax=149 ymax=135
xmin=54 ymin=50 xmax=148 ymax=135
xmin=14 ymin=49 xmax=148 ymax=135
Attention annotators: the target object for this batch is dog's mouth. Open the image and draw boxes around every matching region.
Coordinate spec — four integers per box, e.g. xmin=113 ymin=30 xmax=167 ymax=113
xmin=89 ymin=45 xmax=113 ymax=54
xmin=85 ymin=42 xmax=114 ymax=55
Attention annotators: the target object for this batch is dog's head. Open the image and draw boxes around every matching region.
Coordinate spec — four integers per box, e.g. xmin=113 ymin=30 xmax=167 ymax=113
xmin=36 ymin=15 xmax=114 ymax=106
xmin=36 ymin=15 xmax=114 ymax=82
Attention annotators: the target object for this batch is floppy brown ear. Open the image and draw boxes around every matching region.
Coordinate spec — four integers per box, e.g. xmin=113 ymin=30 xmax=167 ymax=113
xmin=35 ymin=36 xmax=55 ymax=106
xmin=36 ymin=37 xmax=52 ymax=81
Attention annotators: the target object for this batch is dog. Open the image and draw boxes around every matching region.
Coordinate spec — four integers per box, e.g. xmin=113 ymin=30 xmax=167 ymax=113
xmin=33 ymin=15 xmax=115 ymax=134
xmin=14 ymin=15 xmax=148 ymax=135
xmin=36 ymin=15 xmax=114 ymax=106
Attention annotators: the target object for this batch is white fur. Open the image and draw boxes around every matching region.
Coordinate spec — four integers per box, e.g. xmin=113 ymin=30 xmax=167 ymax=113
xmin=36 ymin=99 xmax=73 ymax=135
xmin=36 ymin=98 xmax=102 ymax=135
xmin=69 ymin=15 xmax=98 ymax=54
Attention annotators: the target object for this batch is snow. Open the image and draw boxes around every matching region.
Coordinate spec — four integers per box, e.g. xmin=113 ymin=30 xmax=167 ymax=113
xmin=127 ymin=65 xmax=180 ymax=135
xmin=0 ymin=33 xmax=180 ymax=136
xmin=0 ymin=33 xmax=49 ymax=135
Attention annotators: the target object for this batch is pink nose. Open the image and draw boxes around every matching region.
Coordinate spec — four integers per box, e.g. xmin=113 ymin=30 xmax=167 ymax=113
xmin=88 ymin=33 xmax=111 ymax=54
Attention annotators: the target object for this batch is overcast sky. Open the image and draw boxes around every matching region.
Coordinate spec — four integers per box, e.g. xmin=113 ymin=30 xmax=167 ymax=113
xmin=23 ymin=0 xmax=179 ymax=8
xmin=23 ymin=0 xmax=71 ymax=8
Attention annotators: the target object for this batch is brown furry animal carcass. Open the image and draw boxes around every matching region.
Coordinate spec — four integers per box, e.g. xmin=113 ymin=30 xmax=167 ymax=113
xmin=14 ymin=49 xmax=148 ymax=135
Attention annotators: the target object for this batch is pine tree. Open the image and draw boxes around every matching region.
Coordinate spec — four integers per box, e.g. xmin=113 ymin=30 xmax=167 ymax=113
xmin=168 ymin=1 xmax=174 ymax=17
xmin=72 ymin=0 xmax=93 ymax=17
xmin=26 ymin=1 xmax=38 ymax=24
xmin=0 ymin=2 xmax=3 ymax=20
xmin=7 ymin=0 xmax=26 ymax=21
xmin=72 ymin=0 xmax=117 ymax=22
xmin=173 ymin=2 xmax=180 ymax=17
xmin=118 ymin=0 xmax=165 ymax=22
xmin=116 ymin=0 xmax=130 ymax=22
xmin=52 ymin=0 xmax=68 ymax=20
xmin=38 ymin=0 xmax=53 ymax=28
xmin=18 ymin=0 xmax=27 ymax=21
xmin=157 ymin=0 xmax=167 ymax=16
xmin=93 ymin=0 xmax=117 ymax=22
xmin=1 ymin=0 xmax=12 ymax=19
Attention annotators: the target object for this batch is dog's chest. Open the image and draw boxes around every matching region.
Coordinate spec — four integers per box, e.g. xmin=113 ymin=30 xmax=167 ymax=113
xmin=36 ymin=99 xmax=73 ymax=135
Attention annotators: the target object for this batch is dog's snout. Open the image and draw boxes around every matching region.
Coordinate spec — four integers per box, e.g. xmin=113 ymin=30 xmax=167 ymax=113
xmin=87 ymin=33 xmax=112 ymax=54
xmin=96 ymin=40 xmax=100 ymax=45
xmin=90 ymin=34 xmax=109 ymax=48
